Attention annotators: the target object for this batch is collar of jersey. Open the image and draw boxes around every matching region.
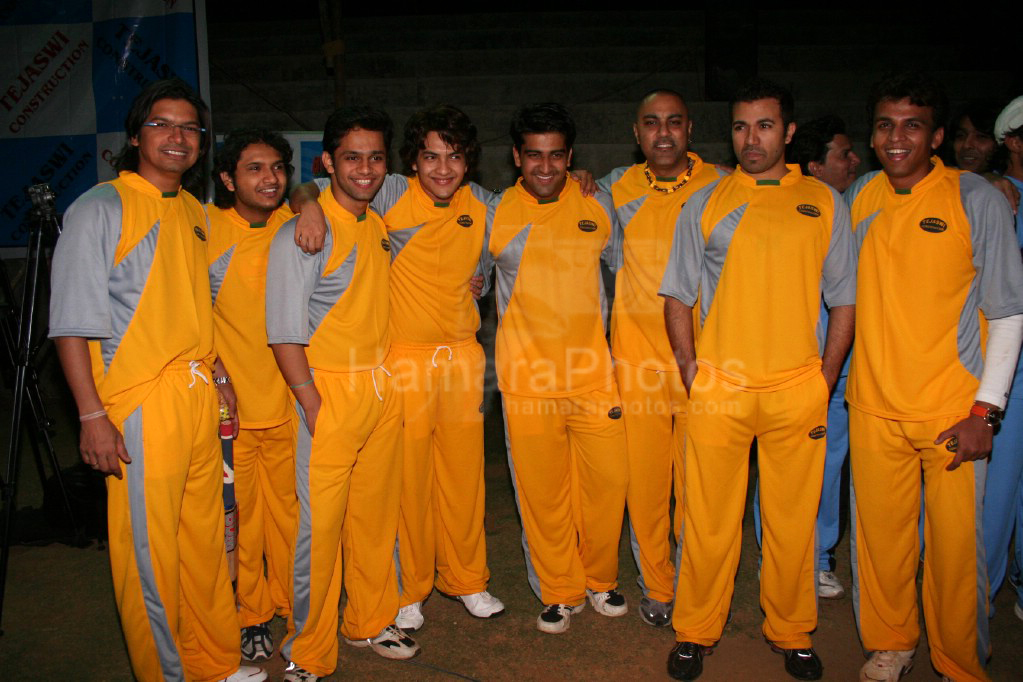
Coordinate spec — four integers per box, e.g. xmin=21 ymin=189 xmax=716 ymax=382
xmin=223 ymin=205 xmax=279 ymax=230
xmin=515 ymin=176 xmax=573 ymax=204
xmin=411 ymin=175 xmax=461 ymax=211
xmin=320 ymin=185 xmax=367 ymax=223
xmin=732 ymin=163 xmax=802 ymax=188
xmin=883 ymin=156 xmax=945 ymax=197
xmin=119 ymin=171 xmax=181 ymax=198
xmin=647 ymin=152 xmax=705 ymax=189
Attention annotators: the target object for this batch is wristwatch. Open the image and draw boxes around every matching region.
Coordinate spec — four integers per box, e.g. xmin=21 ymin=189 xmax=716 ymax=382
xmin=970 ymin=403 xmax=1003 ymax=428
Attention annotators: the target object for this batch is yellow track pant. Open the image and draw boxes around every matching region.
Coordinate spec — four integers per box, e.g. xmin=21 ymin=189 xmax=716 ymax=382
xmin=674 ymin=372 xmax=827 ymax=648
xmin=615 ymin=361 xmax=687 ymax=604
xmin=234 ymin=418 xmax=298 ymax=627
xmin=107 ymin=363 xmax=239 ymax=682
xmin=281 ymin=368 xmax=402 ymax=677
xmin=849 ymin=407 xmax=989 ymax=682
xmin=503 ymin=382 xmax=628 ymax=605
xmin=389 ymin=339 xmax=489 ymax=605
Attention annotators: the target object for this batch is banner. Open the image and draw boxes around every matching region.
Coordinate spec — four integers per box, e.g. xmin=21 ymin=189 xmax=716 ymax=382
xmin=0 ymin=0 xmax=202 ymax=246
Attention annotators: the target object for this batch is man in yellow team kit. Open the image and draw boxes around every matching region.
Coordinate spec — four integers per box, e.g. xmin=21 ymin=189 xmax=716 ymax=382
xmin=266 ymin=107 xmax=418 ymax=682
xmin=290 ymin=106 xmax=505 ymax=633
xmin=661 ymin=79 xmax=856 ymax=681
xmin=848 ymin=72 xmax=1023 ymax=682
xmin=207 ymin=129 xmax=299 ymax=661
xmin=50 ymin=79 xmax=265 ymax=681
xmin=597 ymin=89 xmax=724 ymax=627
xmin=483 ymin=103 xmax=628 ymax=634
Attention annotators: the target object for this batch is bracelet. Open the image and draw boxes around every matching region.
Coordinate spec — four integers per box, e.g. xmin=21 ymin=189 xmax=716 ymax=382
xmin=290 ymin=378 xmax=314 ymax=389
xmin=79 ymin=409 xmax=107 ymax=422
xmin=213 ymin=376 xmax=231 ymax=385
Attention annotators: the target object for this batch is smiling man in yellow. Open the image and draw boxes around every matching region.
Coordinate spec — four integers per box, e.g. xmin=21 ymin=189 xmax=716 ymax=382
xmin=660 ymin=79 xmax=856 ymax=682
xmin=484 ymin=103 xmax=628 ymax=635
xmin=848 ymin=72 xmax=1023 ymax=682
xmin=206 ymin=129 xmax=297 ymax=662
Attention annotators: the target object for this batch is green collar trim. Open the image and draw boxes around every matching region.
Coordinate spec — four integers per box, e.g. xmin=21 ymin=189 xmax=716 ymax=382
xmin=161 ymin=190 xmax=178 ymax=198
xmin=756 ymin=179 xmax=780 ymax=186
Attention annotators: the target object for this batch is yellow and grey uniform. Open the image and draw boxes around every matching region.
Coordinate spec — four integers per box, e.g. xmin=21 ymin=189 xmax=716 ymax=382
xmin=660 ymin=166 xmax=856 ymax=648
xmin=370 ymin=175 xmax=494 ymax=605
xmin=600 ymin=155 xmax=724 ymax=604
xmin=266 ymin=188 xmax=400 ymax=678
xmin=847 ymin=160 xmax=1023 ymax=682
xmin=484 ymin=177 xmax=628 ymax=606
xmin=207 ymin=203 xmax=297 ymax=628
xmin=49 ymin=171 xmax=240 ymax=681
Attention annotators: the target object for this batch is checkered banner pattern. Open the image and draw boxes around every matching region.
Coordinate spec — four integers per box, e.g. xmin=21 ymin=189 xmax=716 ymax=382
xmin=0 ymin=0 xmax=201 ymax=246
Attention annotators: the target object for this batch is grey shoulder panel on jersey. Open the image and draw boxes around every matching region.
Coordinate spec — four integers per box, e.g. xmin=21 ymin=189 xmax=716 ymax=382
xmin=308 ymin=242 xmax=356 ymax=338
xmin=388 ymin=222 xmax=426 ymax=263
xmin=494 ymin=223 xmax=533 ymax=319
xmin=843 ymin=171 xmax=879 ymax=209
xmin=209 ymin=244 xmax=236 ymax=304
xmin=370 ymin=173 xmax=410 ymax=216
xmin=49 ymin=184 xmax=123 ymax=340
xmin=468 ymin=181 xmax=497 ymax=205
xmin=821 ymin=185 xmax=857 ymax=308
xmin=597 ymin=166 xmax=629 ymax=195
xmin=265 ymin=215 xmax=333 ymax=344
xmin=659 ymin=179 xmax=720 ymax=314
xmin=960 ymin=172 xmax=1023 ymax=320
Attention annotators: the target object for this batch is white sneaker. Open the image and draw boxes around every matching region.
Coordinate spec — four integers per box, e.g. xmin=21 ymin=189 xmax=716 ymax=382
xmin=344 ymin=623 xmax=421 ymax=660
xmin=860 ymin=649 xmax=914 ymax=682
xmin=396 ymin=601 xmax=424 ymax=631
xmin=220 ymin=665 xmax=268 ymax=682
xmin=817 ymin=570 xmax=846 ymax=599
xmin=536 ymin=602 xmax=585 ymax=634
xmin=586 ymin=588 xmax=628 ymax=617
xmin=282 ymin=662 xmax=318 ymax=681
xmin=457 ymin=590 xmax=505 ymax=618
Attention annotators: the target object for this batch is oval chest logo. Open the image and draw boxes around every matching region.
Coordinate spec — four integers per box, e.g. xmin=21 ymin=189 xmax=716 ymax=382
xmin=578 ymin=219 xmax=598 ymax=232
xmin=608 ymin=406 xmax=622 ymax=419
xmin=808 ymin=425 xmax=827 ymax=440
xmin=796 ymin=204 xmax=821 ymax=218
xmin=193 ymin=226 xmax=206 ymax=241
xmin=457 ymin=214 xmax=473 ymax=227
xmin=381 ymin=238 xmax=391 ymax=251
xmin=920 ymin=217 xmax=947 ymax=233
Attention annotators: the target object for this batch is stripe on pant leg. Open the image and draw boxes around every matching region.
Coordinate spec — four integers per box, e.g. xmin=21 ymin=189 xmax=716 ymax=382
xmin=281 ymin=401 xmax=313 ymax=661
xmin=501 ymin=397 xmax=543 ymax=601
xmin=124 ymin=405 xmax=185 ymax=682
xmin=973 ymin=458 xmax=991 ymax=665
xmin=849 ymin=475 xmax=864 ymax=644
xmin=627 ymin=514 xmax=649 ymax=596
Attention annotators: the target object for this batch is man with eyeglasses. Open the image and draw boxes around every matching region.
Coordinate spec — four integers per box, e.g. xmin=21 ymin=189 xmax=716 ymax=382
xmin=49 ymin=79 xmax=265 ymax=681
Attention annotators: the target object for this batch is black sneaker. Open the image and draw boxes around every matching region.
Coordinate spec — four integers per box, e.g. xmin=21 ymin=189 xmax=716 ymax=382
xmin=240 ymin=621 xmax=273 ymax=661
xmin=667 ymin=641 xmax=705 ymax=681
xmin=769 ymin=644 xmax=822 ymax=681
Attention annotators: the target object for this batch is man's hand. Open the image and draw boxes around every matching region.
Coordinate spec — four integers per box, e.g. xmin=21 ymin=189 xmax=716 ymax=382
xmin=294 ymin=202 xmax=327 ymax=254
xmin=570 ymin=170 xmax=597 ymax=197
xmin=469 ymin=275 xmax=484 ymax=300
xmin=934 ymin=408 xmax=995 ymax=471
xmin=296 ymin=388 xmax=321 ymax=437
xmin=984 ymin=174 xmax=1020 ymax=215
xmin=680 ymin=360 xmax=698 ymax=395
xmin=80 ymin=416 xmax=132 ymax=479
xmin=822 ymin=365 xmax=840 ymax=396
xmin=216 ymin=381 xmax=240 ymax=438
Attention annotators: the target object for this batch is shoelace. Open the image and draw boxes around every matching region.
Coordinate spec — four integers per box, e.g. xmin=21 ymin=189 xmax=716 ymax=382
xmin=430 ymin=345 xmax=453 ymax=367
xmin=188 ymin=360 xmax=209 ymax=388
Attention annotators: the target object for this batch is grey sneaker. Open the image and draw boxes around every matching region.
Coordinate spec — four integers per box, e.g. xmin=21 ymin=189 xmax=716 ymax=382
xmin=240 ymin=621 xmax=273 ymax=661
xmin=859 ymin=650 xmax=914 ymax=682
xmin=638 ymin=596 xmax=673 ymax=627
xmin=817 ymin=570 xmax=845 ymax=599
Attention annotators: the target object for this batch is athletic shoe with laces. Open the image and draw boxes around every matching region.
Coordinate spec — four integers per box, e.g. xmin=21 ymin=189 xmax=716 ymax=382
xmin=638 ymin=596 xmax=673 ymax=627
xmin=816 ymin=570 xmax=845 ymax=599
xmin=769 ymin=644 xmax=822 ymax=680
xmin=586 ymin=588 xmax=628 ymax=617
xmin=457 ymin=590 xmax=505 ymax=618
xmin=396 ymin=601 xmax=424 ymax=631
xmin=859 ymin=649 xmax=914 ymax=682
xmin=536 ymin=602 xmax=585 ymax=634
xmin=667 ymin=641 xmax=705 ymax=681
xmin=344 ymin=623 xmax=421 ymax=660
xmin=240 ymin=620 xmax=274 ymax=661
xmin=219 ymin=665 xmax=268 ymax=682
xmin=282 ymin=662 xmax=318 ymax=682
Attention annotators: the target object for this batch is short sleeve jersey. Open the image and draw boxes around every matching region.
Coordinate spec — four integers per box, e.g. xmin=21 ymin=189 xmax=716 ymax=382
xmin=207 ymin=203 xmax=295 ymax=428
xmin=265 ymin=187 xmax=390 ymax=372
xmin=601 ymin=154 xmax=724 ymax=370
xmin=487 ymin=177 xmax=617 ymax=396
xmin=846 ymin=159 xmax=1023 ymax=419
xmin=660 ymin=165 xmax=856 ymax=391
xmin=370 ymin=175 xmax=493 ymax=344
xmin=49 ymin=172 xmax=216 ymax=422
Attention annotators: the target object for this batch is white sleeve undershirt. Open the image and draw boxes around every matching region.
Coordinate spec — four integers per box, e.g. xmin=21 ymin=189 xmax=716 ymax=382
xmin=975 ymin=313 xmax=1023 ymax=409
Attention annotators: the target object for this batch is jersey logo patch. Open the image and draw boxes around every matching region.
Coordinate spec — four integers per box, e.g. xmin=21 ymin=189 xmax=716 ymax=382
xmin=457 ymin=215 xmax=473 ymax=227
xmin=920 ymin=217 xmax=947 ymax=233
xmin=796 ymin=204 xmax=821 ymax=218
xmin=193 ymin=226 xmax=206 ymax=241
xmin=381 ymin=238 xmax=391 ymax=251
xmin=578 ymin=219 xmax=598 ymax=232
xmin=808 ymin=425 xmax=826 ymax=440
xmin=608 ymin=406 xmax=622 ymax=419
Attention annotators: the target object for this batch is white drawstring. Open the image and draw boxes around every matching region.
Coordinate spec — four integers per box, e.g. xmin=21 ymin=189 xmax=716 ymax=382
xmin=188 ymin=361 xmax=209 ymax=388
xmin=431 ymin=345 xmax=453 ymax=367
xmin=371 ymin=365 xmax=392 ymax=401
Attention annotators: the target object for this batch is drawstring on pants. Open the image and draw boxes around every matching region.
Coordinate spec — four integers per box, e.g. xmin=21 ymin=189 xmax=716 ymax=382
xmin=188 ymin=361 xmax=209 ymax=388
xmin=371 ymin=365 xmax=392 ymax=401
xmin=431 ymin=345 xmax=453 ymax=367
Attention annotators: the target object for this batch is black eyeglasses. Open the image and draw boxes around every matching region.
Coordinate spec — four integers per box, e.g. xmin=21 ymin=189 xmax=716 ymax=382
xmin=141 ymin=121 xmax=206 ymax=136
